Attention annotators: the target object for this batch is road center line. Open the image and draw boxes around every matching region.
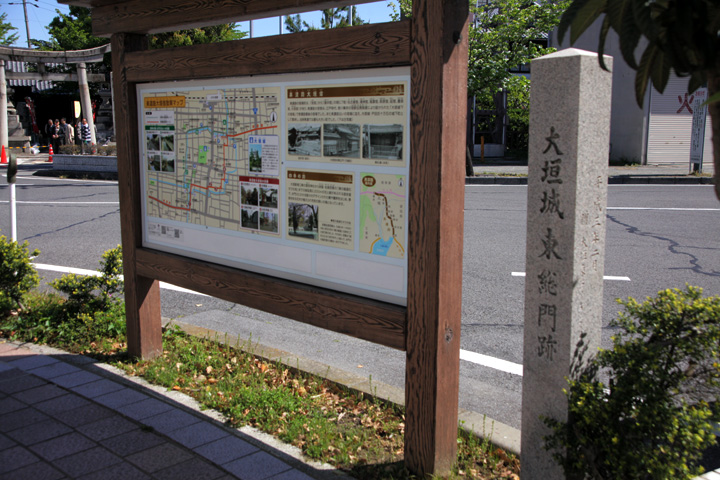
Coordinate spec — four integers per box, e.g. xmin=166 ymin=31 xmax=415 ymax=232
xmin=511 ymin=272 xmax=630 ymax=281
xmin=460 ymin=349 xmax=523 ymax=376
xmin=32 ymin=263 xmax=208 ymax=296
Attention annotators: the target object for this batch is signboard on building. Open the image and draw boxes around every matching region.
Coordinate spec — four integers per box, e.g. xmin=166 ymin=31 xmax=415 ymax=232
xmin=138 ymin=68 xmax=410 ymax=305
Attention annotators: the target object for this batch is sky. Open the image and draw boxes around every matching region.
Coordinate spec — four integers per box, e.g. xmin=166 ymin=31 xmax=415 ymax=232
xmin=2 ymin=1 xmax=395 ymax=47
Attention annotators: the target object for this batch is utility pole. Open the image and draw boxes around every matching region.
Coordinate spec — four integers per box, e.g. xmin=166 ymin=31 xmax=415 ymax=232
xmin=22 ymin=0 xmax=31 ymax=47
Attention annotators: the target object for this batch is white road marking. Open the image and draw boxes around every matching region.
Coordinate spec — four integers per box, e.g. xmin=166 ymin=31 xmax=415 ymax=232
xmin=460 ymin=349 xmax=523 ymax=376
xmin=32 ymin=263 xmax=208 ymax=296
xmin=0 ymin=201 xmax=119 ymax=205
xmin=4 ymin=175 xmax=117 ymax=184
xmin=511 ymin=272 xmax=630 ymax=281
xmin=608 ymin=207 xmax=720 ymax=211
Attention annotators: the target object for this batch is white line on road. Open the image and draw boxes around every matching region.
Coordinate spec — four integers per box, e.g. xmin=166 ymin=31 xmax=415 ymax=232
xmin=460 ymin=349 xmax=523 ymax=376
xmin=0 ymin=201 xmax=119 ymax=205
xmin=511 ymin=272 xmax=630 ymax=281
xmin=3 ymin=175 xmax=117 ymax=184
xmin=607 ymin=207 xmax=720 ymax=211
xmin=32 ymin=263 xmax=208 ymax=296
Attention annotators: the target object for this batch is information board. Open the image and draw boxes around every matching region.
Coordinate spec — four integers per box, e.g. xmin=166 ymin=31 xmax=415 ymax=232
xmin=138 ymin=68 xmax=410 ymax=305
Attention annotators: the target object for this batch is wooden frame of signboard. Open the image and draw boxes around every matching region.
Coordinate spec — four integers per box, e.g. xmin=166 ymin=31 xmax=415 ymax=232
xmin=64 ymin=0 xmax=467 ymax=475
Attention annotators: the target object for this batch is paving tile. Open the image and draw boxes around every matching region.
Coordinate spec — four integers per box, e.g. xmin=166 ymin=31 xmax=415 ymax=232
xmin=0 ymin=367 xmax=25 ymax=382
xmin=71 ymin=378 xmax=125 ymax=399
xmin=28 ymin=361 xmax=82 ymax=380
xmin=167 ymin=421 xmax=230 ymax=449
xmin=93 ymin=387 xmax=149 ymax=409
xmin=29 ymin=432 xmax=96 ymax=461
xmin=75 ymin=461 xmax=151 ymax=480
xmin=53 ymin=446 xmax=123 ymax=478
xmin=0 ymin=445 xmax=39 ymax=474
xmin=34 ymin=392 xmax=90 ymax=415
xmin=100 ymin=429 xmax=165 ymax=456
xmin=54 ymin=403 xmax=114 ymax=427
xmin=0 ymin=395 xmax=26 ymax=414
xmin=0 ymin=459 xmax=66 ymax=480
xmin=0 ymin=406 xmax=49 ymax=432
xmin=13 ymin=383 xmax=67 ymax=405
xmin=126 ymin=442 xmax=193 ymax=473
xmin=194 ymin=435 xmax=259 ymax=465
xmin=267 ymin=469 xmax=316 ymax=480
xmin=223 ymin=451 xmax=292 ymax=480
xmin=0 ymin=362 xmax=14 ymax=374
xmin=8 ymin=355 xmax=58 ymax=371
xmin=141 ymin=407 xmax=201 ymax=434
xmin=154 ymin=457 xmax=227 ymax=480
xmin=116 ymin=396 xmax=174 ymax=420
xmin=6 ymin=418 xmax=73 ymax=446
xmin=76 ymin=414 xmax=138 ymax=441
xmin=51 ymin=370 xmax=103 ymax=388
xmin=0 ymin=432 xmax=16 ymax=450
xmin=0 ymin=372 xmax=46 ymax=394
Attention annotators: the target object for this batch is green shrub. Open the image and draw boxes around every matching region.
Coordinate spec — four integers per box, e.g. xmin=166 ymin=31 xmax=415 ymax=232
xmin=544 ymin=286 xmax=720 ymax=480
xmin=0 ymin=234 xmax=39 ymax=312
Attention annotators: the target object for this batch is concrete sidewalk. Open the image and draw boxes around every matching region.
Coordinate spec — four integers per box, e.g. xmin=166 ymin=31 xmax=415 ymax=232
xmin=0 ymin=340 xmax=344 ymax=480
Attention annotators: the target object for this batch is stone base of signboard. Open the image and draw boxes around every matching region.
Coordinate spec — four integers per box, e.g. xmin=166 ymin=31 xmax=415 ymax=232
xmin=52 ymin=154 xmax=118 ymax=173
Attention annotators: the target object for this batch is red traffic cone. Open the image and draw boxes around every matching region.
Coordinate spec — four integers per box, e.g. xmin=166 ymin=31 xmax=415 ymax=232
xmin=1 ymin=145 xmax=6 ymax=164
xmin=48 ymin=145 xmax=53 ymax=163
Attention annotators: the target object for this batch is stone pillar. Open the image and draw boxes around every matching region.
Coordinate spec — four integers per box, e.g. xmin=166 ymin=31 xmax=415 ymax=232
xmin=0 ymin=60 xmax=7 ymax=154
xmin=77 ymin=62 xmax=97 ymax=145
xmin=520 ymin=48 xmax=612 ymax=479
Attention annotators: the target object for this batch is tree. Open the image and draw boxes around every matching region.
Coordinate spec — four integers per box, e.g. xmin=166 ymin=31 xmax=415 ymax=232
xmin=390 ymin=0 xmax=569 ymax=154
xmin=284 ymin=7 xmax=365 ymax=33
xmin=0 ymin=12 xmax=19 ymax=46
xmin=558 ymin=0 xmax=720 ymax=201
xmin=150 ymin=24 xmax=245 ymax=49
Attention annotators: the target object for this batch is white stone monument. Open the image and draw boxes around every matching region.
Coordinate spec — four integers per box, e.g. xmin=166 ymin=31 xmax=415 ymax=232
xmin=520 ymin=48 xmax=612 ymax=479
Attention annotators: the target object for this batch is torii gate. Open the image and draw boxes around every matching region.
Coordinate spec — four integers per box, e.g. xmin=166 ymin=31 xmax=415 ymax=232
xmin=0 ymin=44 xmax=111 ymax=152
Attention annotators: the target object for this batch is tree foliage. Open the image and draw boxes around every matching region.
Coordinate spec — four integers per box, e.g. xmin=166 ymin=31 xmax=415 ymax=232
xmin=0 ymin=12 xmax=19 ymax=46
xmin=558 ymin=0 xmax=720 ymax=201
xmin=285 ymin=7 xmax=365 ymax=33
xmin=544 ymin=286 xmax=720 ymax=480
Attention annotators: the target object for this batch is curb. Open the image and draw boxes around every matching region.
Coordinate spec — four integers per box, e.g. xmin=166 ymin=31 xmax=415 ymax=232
xmin=166 ymin=318 xmax=523 ymax=456
xmin=465 ymin=176 xmax=716 ymax=185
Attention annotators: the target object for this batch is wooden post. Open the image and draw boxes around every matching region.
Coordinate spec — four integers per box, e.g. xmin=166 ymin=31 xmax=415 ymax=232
xmin=111 ymin=33 xmax=163 ymax=360
xmin=405 ymin=0 xmax=468 ymax=476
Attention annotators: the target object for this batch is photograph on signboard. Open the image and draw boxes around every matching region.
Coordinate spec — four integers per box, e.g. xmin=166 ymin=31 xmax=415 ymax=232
xmin=260 ymin=210 xmax=279 ymax=233
xmin=323 ymin=124 xmax=360 ymax=158
xmin=288 ymin=203 xmax=319 ymax=240
xmin=160 ymin=156 xmax=175 ymax=172
xmin=288 ymin=123 xmax=321 ymax=157
xmin=147 ymin=133 xmax=160 ymax=152
xmin=260 ymin=185 xmax=278 ymax=209
xmin=161 ymin=134 xmax=175 ymax=152
xmin=241 ymin=206 xmax=259 ymax=229
xmin=363 ymin=125 xmax=403 ymax=160
xmin=148 ymin=154 xmax=162 ymax=172
xmin=241 ymin=183 xmax=259 ymax=206
xmin=249 ymin=144 xmax=262 ymax=172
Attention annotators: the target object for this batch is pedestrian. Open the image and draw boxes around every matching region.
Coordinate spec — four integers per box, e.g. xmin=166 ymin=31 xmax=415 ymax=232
xmin=59 ymin=118 xmax=69 ymax=146
xmin=64 ymin=120 xmax=74 ymax=150
xmin=51 ymin=119 xmax=61 ymax=153
xmin=75 ymin=120 xmax=82 ymax=146
xmin=44 ymin=119 xmax=54 ymax=149
xmin=81 ymin=118 xmax=92 ymax=152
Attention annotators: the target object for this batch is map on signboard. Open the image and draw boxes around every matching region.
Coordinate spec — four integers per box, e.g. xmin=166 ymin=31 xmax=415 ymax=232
xmin=143 ymin=88 xmax=280 ymax=234
xmin=359 ymin=173 xmax=406 ymax=258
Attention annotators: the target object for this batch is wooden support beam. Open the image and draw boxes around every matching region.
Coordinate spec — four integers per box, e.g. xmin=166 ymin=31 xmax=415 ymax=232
xmin=81 ymin=0 xmax=380 ymax=36
xmin=135 ymin=248 xmax=407 ymax=351
xmin=123 ymin=21 xmax=410 ymax=83
xmin=404 ymin=0 xmax=468 ymax=476
xmin=112 ymin=32 xmax=163 ymax=360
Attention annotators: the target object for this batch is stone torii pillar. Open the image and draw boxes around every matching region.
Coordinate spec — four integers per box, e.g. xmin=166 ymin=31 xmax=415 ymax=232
xmin=77 ymin=62 xmax=97 ymax=145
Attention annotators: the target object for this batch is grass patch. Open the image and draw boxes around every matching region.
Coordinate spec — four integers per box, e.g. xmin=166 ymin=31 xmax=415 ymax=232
xmin=0 ymin=245 xmax=520 ymax=479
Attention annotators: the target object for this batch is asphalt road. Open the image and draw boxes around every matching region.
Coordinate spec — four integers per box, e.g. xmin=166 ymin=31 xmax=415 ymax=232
xmin=1 ymin=168 xmax=719 ymax=430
